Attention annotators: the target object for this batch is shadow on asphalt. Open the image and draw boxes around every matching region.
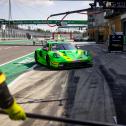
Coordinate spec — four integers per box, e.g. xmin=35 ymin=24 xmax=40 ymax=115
xmin=33 ymin=63 xmax=93 ymax=71
xmin=63 ymin=70 xmax=79 ymax=116
xmin=100 ymin=65 xmax=126 ymax=125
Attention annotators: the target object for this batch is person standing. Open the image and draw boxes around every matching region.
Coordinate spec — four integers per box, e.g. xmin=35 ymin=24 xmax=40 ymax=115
xmin=0 ymin=71 xmax=26 ymax=120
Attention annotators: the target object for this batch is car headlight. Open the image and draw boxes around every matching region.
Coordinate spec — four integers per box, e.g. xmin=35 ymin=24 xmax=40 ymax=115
xmin=53 ymin=53 xmax=60 ymax=58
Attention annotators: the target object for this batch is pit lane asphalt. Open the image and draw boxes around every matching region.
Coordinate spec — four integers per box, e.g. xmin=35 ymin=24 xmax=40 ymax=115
xmin=0 ymin=45 xmax=42 ymax=84
xmin=0 ymin=46 xmax=40 ymax=65
xmin=0 ymin=43 xmax=126 ymax=126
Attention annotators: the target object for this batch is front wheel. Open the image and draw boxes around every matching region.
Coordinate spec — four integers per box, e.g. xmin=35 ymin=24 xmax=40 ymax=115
xmin=89 ymin=63 xmax=93 ymax=67
xmin=46 ymin=56 xmax=51 ymax=68
xmin=34 ymin=52 xmax=39 ymax=64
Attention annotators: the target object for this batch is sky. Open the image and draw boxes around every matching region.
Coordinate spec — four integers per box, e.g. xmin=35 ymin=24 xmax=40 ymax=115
xmin=0 ymin=0 xmax=91 ymax=31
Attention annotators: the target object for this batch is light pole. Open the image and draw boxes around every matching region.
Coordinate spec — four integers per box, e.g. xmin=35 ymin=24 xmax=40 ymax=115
xmin=8 ymin=0 xmax=12 ymax=39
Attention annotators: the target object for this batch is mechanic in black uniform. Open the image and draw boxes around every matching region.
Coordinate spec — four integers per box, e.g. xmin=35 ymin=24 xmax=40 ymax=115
xmin=0 ymin=71 xmax=26 ymax=120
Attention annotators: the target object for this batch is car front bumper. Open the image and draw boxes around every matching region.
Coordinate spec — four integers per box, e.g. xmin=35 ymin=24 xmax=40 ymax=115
xmin=51 ymin=60 xmax=92 ymax=69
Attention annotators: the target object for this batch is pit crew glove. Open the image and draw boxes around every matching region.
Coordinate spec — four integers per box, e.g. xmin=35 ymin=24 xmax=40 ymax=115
xmin=4 ymin=100 xmax=26 ymax=120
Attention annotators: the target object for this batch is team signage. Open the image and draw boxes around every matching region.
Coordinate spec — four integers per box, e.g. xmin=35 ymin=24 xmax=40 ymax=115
xmin=104 ymin=2 xmax=126 ymax=9
xmin=108 ymin=34 xmax=123 ymax=52
xmin=111 ymin=2 xmax=126 ymax=8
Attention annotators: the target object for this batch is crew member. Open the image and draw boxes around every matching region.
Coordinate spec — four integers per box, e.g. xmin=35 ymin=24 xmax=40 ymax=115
xmin=0 ymin=71 xmax=26 ymax=120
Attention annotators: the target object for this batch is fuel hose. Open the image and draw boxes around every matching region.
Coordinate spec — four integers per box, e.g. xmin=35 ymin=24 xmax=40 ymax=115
xmin=0 ymin=110 xmax=124 ymax=126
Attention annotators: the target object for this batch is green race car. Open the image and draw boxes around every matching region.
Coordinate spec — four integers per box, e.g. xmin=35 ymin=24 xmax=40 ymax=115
xmin=34 ymin=41 xmax=93 ymax=69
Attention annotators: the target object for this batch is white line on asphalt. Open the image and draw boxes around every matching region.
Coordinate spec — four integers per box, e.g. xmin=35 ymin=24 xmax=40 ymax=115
xmin=8 ymin=63 xmax=37 ymax=86
xmin=29 ymin=64 xmax=37 ymax=70
xmin=121 ymin=55 xmax=126 ymax=59
xmin=74 ymin=42 xmax=96 ymax=45
xmin=8 ymin=70 xmax=29 ymax=87
xmin=102 ymin=48 xmax=106 ymax=52
xmin=0 ymin=52 xmax=34 ymax=67
xmin=113 ymin=116 xmax=117 ymax=124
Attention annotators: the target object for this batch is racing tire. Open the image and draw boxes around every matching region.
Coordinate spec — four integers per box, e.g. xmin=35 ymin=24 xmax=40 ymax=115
xmin=86 ymin=62 xmax=93 ymax=68
xmin=46 ymin=56 xmax=51 ymax=69
xmin=34 ymin=52 xmax=39 ymax=64
xmin=89 ymin=63 xmax=93 ymax=67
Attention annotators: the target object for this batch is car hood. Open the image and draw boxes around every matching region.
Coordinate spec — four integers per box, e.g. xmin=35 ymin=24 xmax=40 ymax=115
xmin=55 ymin=49 xmax=87 ymax=61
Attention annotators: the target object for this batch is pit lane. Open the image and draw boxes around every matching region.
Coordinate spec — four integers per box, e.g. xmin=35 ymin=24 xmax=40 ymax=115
xmin=0 ymin=46 xmax=39 ymax=65
xmin=0 ymin=43 xmax=126 ymax=126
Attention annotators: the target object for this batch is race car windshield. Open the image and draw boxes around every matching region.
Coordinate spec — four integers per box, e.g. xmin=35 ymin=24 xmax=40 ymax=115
xmin=51 ymin=43 xmax=77 ymax=51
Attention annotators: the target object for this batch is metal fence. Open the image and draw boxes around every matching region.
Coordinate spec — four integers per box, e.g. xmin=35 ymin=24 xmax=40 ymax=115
xmin=0 ymin=27 xmax=51 ymax=46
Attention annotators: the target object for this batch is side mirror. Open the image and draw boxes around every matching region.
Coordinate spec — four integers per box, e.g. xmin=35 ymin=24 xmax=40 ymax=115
xmin=43 ymin=47 xmax=48 ymax=51
xmin=75 ymin=45 xmax=80 ymax=49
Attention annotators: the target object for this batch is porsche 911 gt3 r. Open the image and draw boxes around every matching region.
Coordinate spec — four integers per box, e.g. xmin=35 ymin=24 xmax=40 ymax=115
xmin=34 ymin=41 xmax=93 ymax=69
